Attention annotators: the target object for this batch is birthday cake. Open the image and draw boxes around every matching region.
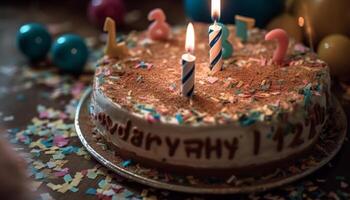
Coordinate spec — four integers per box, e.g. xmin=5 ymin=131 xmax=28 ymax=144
xmin=90 ymin=22 xmax=331 ymax=177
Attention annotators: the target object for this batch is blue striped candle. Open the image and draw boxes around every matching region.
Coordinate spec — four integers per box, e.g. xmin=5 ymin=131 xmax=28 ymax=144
xmin=181 ymin=23 xmax=196 ymax=98
xmin=181 ymin=54 xmax=195 ymax=97
xmin=209 ymin=23 xmax=223 ymax=74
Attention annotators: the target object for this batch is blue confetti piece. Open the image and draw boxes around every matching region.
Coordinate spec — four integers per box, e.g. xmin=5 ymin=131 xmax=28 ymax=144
xmin=239 ymin=112 xmax=261 ymax=127
xmin=175 ymin=114 xmax=183 ymax=124
xmin=41 ymin=138 xmax=53 ymax=148
xmin=86 ymin=188 xmax=97 ymax=195
xmin=98 ymin=179 xmax=107 ymax=188
xmin=63 ymin=174 xmax=72 ymax=183
xmin=70 ymin=187 xmax=79 ymax=192
xmin=7 ymin=128 xmax=20 ymax=135
xmin=122 ymin=160 xmax=132 ymax=167
xmin=303 ymin=83 xmax=312 ymax=108
xmin=35 ymin=172 xmax=45 ymax=180
xmin=61 ymin=146 xmax=75 ymax=155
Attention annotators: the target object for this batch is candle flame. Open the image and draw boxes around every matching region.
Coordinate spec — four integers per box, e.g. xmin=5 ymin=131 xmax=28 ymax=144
xmin=185 ymin=23 xmax=195 ymax=53
xmin=298 ymin=17 xmax=305 ymax=27
xmin=211 ymin=0 xmax=221 ymax=22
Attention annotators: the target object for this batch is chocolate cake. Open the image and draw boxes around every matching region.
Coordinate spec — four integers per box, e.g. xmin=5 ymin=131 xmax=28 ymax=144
xmin=90 ymin=23 xmax=331 ymax=176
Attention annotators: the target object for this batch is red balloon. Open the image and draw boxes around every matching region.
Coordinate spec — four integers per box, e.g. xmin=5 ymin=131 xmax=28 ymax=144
xmin=88 ymin=0 xmax=126 ymax=28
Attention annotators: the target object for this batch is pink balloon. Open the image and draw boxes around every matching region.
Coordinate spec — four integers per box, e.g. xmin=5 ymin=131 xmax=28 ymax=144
xmin=147 ymin=8 xmax=171 ymax=41
xmin=88 ymin=0 xmax=126 ymax=28
xmin=265 ymin=29 xmax=289 ymax=65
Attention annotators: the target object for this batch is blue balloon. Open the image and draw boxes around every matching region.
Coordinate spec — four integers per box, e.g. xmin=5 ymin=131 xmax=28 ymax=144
xmin=51 ymin=34 xmax=89 ymax=74
xmin=16 ymin=23 xmax=52 ymax=61
xmin=184 ymin=0 xmax=284 ymax=28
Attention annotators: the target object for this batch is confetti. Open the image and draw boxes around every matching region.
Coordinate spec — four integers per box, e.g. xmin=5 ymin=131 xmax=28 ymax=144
xmin=86 ymin=188 xmax=97 ymax=195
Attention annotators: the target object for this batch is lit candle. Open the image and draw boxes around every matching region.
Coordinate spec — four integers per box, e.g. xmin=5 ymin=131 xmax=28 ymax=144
xmin=208 ymin=0 xmax=223 ymax=74
xmin=181 ymin=23 xmax=196 ymax=98
xmin=103 ymin=17 xmax=129 ymax=58
xmin=147 ymin=8 xmax=171 ymax=41
xmin=265 ymin=29 xmax=289 ymax=65
xmin=235 ymin=15 xmax=255 ymax=43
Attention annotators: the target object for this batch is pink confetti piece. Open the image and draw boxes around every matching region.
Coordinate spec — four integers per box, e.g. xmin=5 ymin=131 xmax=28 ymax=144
xmin=294 ymin=43 xmax=308 ymax=53
xmin=206 ymin=77 xmax=219 ymax=84
xmin=53 ymin=168 xmax=69 ymax=177
xmin=53 ymin=135 xmax=69 ymax=147
xmin=39 ymin=111 xmax=49 ymax=119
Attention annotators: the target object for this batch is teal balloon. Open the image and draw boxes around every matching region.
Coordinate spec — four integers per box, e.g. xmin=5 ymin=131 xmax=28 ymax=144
xmin=16 ymin=23 xmax=52 ymax=61
xmin=184 ymin=0 xmax=284 ymax=28
xmin=218 ymin=23 xmax=234 ymax=59
xmin=51 ymin=34 xmax=89 ymax=74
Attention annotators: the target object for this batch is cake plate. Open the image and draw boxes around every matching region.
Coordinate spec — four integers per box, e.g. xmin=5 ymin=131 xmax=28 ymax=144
xmin=75 ymin=88 xmax=347 ymax=194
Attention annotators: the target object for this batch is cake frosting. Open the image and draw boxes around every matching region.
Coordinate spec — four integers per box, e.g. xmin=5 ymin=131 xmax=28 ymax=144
xmin=90 ymin=23 xmax=331 ymax=176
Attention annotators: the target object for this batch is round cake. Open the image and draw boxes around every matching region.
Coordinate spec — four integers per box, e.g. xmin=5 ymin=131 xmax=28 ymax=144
xmin=90 ymin=23 xmax=331 ymax=177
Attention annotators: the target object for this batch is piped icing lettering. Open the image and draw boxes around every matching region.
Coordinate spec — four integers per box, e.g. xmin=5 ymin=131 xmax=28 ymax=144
xmin=205 ymin=137 xmax=222 ymax=159
xmin=273 ymin=127 xmax=284 ymax=152
xmin=93 ymin=111 xmax=321 ymax=160
xmin=165 ymin=137 xmax=180 ymax=157
xmin=224 ymin=138 xmax=239 ymax=160
xmin=130 ymin=127 xmax=144 ymax=147
xmin=289 ymin=123 xmax=304 ymax=148
xmin=253 ymin=130 xmax=260 ymax=155
xmin=184 ymin=139 xmax=203 ymax=159
xmin=145 ymin=133 xmax=162 ymax=150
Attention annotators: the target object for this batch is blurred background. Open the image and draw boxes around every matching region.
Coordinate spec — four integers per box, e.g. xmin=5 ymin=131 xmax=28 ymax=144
xmin=1 ymin=0 xmax=349 ymax=79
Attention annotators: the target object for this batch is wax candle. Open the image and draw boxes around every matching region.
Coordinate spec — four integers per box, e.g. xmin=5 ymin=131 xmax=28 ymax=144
xmin=103 ymin=17 xmax=128 ymax=58
xmin=235 ymin=15 xmax=255 ymax=43
xmin=265 ymin=29 xmax=289 ymax=65
xmin=181 ymin=23 xmax=196 ymax=98
xmin=147 ymin=8 xmax=171 ymax=41
xmin=209 ymin=0 xmax=223 ymax=74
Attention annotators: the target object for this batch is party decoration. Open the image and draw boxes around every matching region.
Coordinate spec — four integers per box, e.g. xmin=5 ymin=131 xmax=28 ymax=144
xmin=51 ymin=34 xmax=89 ymax=74
xmin=292 ymin=0 xmax=350 ymax=45
xmin=181 ymin=23 xmax=196 ymax=98
xmin=88 ymin=0 xmax=126 ymax=28
xmin=103 ymin=17 xmax=129 ymax=58
xmin=208 ymin=0 xmax=223 ymax=74
xmin=184 ymin=0 xmax=284 ymax=28
xmin=218 ymin=23 xmax=233 ymax=59
xmin=235 ymin=15 xmax=255 ymax=43
xmin=317 ymin=34 xmax=350 ymax=78
xmin=16 ymin=23 xmax=52 ymax=61
xmin=265 ymin=29 xmax=289 ymax=65
xmin=147 ymin=8 xmax=171 ymax=41
xmin=267 ymin=14 xmax=303 ymax=43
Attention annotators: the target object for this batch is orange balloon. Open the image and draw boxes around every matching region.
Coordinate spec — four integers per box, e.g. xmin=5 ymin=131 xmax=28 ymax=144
xmin=292 ymin=0 xmax=350 ymax=45
xmin=317 ymin=34 xmax=350 ymax=78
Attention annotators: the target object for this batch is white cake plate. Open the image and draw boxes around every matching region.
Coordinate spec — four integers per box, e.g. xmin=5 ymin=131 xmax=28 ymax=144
xmin=75 ymin=88 xmax=347 ymax=194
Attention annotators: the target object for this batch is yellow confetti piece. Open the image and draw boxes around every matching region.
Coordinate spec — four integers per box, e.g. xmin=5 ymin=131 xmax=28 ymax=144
xmin=29 ymin=139 xmax=46 ymax=149
xmin=47 ymin=183 xmax=62 ymax=191
xmin=57 ymin=183 xmax=71 ymax=193
xmin=33 ymin=161 xmax=46 ymax=169
xmin=31 ymin=181 xmax=43 ymax=191
xmin=105 ymin=175 xmax=112 ymax=183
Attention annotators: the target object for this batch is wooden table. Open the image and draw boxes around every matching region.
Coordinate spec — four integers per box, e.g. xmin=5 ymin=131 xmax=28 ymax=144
xmin=1 ymin=1 xmax=350 ymax=199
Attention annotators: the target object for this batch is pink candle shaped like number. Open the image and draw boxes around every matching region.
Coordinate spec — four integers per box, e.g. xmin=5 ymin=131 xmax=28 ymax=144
xmin=147 ymin=8 xmax=171 ymax=41
xmin=265 ymin=29 xmax=289 ymax=65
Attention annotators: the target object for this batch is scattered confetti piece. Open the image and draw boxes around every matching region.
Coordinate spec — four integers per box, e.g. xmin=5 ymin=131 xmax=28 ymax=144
xmin=86 ymin=188 xmax=97 ymax=195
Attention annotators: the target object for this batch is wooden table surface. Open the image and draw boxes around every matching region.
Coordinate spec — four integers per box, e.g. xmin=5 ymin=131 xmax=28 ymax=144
xmin=1 ymin=1 xmax=350 ymax=200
